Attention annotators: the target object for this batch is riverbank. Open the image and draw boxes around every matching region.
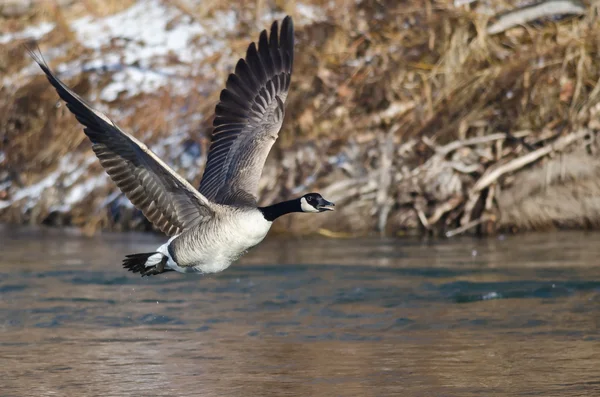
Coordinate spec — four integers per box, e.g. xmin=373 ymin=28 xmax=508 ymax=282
xmin=1 ymin=0 xmax=599 ymax=237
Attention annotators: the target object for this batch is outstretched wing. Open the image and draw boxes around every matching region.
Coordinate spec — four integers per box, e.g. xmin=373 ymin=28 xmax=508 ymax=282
xmin=29 ymin=49 xmax=214 ymax=236
xmin=198 ymin=16 xmax=294 ymax=205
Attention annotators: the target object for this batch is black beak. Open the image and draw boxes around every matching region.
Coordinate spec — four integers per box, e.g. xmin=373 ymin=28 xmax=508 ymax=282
xmin=317 ymin=197 xmax=335 ymax=211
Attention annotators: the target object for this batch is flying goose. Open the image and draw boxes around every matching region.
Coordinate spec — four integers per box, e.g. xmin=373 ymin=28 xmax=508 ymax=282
xmin=29 ymin=16 xmax=334 ymax=277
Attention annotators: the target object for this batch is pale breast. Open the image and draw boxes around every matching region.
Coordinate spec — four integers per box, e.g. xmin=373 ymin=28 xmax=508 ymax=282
xmin=171 ymin=208 xmax=272 ymax=274
xmin=229 ymin=209 xmax=272 ymax=250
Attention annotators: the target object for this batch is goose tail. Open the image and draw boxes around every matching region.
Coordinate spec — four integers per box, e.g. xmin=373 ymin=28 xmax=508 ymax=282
xmin=122 ymin=252 xmax=171 ymax=277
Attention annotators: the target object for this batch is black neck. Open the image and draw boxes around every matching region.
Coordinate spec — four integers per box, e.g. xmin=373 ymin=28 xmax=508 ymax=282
xmin=258 ymin=199 xmax=302 ymax=222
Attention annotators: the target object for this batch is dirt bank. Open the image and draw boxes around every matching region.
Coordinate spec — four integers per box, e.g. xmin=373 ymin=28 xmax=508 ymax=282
xmin=1 ymin=0 xmax=599 ymax=237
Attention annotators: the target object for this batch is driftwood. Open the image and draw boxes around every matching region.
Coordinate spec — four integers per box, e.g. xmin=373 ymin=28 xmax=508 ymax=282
xmin=487 ymin=0 xmax=586 ymax=35
xmin=498 ymin=148 xmax=600 ymax=230
xmin=470 ymin=129 xmax=589 ymax=194
xmin=446 ymin=215 xmax=492 ymax=238
xmin=455 ymin=129 xmax=591 ymax=233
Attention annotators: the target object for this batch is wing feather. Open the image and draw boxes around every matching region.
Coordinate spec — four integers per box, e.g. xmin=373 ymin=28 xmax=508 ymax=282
xmin=28 ymin=48 xmax=214 ymax=236
xmin=198 ymin=16 xmax=294 ymax=205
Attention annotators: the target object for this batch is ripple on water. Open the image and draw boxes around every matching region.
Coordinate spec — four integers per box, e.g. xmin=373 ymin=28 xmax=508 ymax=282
xmin=0 ymin=284 xmax=27 ymax=293
xmin=444 ymin=280 xmax=600 ymax=303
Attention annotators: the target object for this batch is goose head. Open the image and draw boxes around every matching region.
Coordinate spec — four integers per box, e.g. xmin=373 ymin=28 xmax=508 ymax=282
xmin=299 ymin=193 xmax=335 ymax=213
xmin=258 ymin=192 xmax=335 ymax=221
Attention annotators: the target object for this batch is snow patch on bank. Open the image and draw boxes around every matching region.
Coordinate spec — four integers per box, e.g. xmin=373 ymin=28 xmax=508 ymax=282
xmin=0 ymin=154 xmax=108 ymax=213
xmin=68 ymin=0 xmax=237 ymax=101
xmin=3 ymin=0 xmax=238 ymax=100
xmin=0 ymin=21 xmax=55 ymax=44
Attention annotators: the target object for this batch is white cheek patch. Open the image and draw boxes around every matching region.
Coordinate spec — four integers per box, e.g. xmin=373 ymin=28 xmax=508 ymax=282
xmin=300 ymin=197 xmax=319 ymax=213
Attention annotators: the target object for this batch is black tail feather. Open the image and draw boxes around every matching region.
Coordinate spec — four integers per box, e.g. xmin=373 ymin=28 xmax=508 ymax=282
xmin=122 ymin=252 xmax=171 ymax=277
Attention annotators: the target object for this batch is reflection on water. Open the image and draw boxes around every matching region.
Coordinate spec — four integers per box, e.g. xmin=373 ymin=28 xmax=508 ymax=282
xmin=1 ymin=225 xmax=599 ymax=396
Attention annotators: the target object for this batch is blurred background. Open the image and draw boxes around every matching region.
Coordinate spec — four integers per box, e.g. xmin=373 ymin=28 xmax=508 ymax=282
xmin=2 ymin=0 xmax=600 ymax=238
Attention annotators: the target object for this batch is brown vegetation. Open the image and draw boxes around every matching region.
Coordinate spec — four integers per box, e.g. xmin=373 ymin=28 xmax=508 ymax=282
xmin=1 ymin=0 xmax=600 ymax=237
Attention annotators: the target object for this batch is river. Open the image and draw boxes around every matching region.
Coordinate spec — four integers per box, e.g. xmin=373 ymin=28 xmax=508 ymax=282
xmin=1 ymin=226 xmax=599 ymax=396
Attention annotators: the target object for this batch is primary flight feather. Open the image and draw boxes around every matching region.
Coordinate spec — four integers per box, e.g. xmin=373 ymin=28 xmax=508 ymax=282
xmin=30 ymin=16 xmax=335 ymax=276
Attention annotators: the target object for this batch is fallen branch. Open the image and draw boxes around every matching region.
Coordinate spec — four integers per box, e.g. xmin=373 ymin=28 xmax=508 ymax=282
xmin=487 ymin=0 xmax=586 ymax=35
xmin=451 ymin=162 xmax=484 ymax=174
xmin=458 ymin=128 xmax=590 ymax=228
xmin=471 ymin=128 xmax=590 ymax=193
xmin=437 ymin=133 xmax=508 ymax=155
xmin=427 ymin=196 xmax=462 ymax=225
xmin=376 ymin=127 xmax=396 ymax=233
xmin=446 ymin=215 xmax=492 ymax=238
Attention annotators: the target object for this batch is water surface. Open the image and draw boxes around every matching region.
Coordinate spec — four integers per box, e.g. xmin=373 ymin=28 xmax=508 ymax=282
xmin=1 ymin=226 xmax=599 ymax=396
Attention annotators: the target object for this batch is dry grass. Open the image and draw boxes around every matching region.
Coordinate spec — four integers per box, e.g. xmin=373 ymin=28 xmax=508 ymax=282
xmin=2 ymin=0 xmax=600 ymax=236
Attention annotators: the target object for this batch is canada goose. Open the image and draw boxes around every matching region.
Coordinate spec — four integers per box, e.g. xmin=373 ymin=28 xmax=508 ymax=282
xmin=29 ymin=16 xmax=334 ymax=277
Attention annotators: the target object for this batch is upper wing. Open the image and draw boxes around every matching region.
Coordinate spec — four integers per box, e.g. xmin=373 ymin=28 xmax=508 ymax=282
xmin=29 ymin=49 xmax=214 ymax=236
xmin=198 ymin=16 xmax=294 ymax=205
